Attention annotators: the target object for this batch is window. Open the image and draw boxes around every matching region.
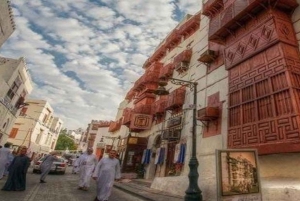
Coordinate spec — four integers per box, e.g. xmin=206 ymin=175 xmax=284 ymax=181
xmin=6 ymin=76 xmax=22 ymax=100
xmin=9 ymin=128 xmax=19 ymax=138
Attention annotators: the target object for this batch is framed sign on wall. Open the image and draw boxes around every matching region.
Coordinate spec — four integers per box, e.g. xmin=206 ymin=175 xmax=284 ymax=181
xmin=216 ymin=149 xmax=262 ymax=201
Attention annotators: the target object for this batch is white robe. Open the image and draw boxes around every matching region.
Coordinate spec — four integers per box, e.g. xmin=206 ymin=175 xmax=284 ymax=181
xmin=92 ymin=157 xmax=121 ymax=201
xmin=78 ymin=153 xmax=97 ymax=188
xmin=0 ymin=147 xmax=11 ymax=179
xmin=72 ymin=158 xmax=80 ymax=174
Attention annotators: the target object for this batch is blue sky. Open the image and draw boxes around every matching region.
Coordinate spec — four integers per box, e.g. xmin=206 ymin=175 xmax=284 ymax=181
xmin=0 ymin=0 xmax=201 ymax=129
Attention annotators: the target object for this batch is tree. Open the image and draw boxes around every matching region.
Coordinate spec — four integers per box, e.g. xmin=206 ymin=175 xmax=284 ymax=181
xmin=55 ymin=128 xmax=77 ymax=150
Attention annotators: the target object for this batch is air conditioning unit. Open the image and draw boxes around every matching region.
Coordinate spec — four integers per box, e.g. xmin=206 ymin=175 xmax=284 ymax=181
xmin=197 ymin=107 xmax=219 ymax=121
xmin=198 ymin=50 xmax=217 ymax=63
xmin=175 ymin=61 xmax=189 ymax=73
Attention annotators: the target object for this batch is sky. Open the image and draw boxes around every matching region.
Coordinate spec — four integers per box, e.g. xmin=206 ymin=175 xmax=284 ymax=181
xmin=1 ymin=0 xmax=201 ymax=130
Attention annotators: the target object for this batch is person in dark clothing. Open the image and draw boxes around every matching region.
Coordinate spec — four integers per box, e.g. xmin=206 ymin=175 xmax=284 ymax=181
xmin=1 ymin=146 xmax=30 ymax=191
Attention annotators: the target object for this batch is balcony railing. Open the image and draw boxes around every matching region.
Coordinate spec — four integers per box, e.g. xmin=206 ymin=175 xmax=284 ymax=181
xmin=166 ymin=86 xmax=186 ymax=110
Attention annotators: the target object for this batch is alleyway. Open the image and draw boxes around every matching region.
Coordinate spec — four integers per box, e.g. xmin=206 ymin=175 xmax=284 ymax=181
xmin=0 ymin=167 xmax=143 ymax=201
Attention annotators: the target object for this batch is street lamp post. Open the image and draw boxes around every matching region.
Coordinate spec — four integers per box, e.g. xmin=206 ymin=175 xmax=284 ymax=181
xmin=154 ymin=77 xmax=202 ymax=201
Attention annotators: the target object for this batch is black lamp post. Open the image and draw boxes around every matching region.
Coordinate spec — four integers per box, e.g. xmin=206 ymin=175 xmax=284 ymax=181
xmin=154 ymin=77 xmax=202 ymax=201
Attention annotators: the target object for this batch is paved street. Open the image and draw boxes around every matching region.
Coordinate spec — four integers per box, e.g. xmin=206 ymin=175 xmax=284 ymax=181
xmin=0 ymin=167 xmax=143 ymax=201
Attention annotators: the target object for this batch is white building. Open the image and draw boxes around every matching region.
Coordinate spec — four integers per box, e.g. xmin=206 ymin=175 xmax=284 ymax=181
xmin=67 ymin=128 xmax=84 ymax=144
xmin=7 ymin=99 xmax=63 ymax=158
xmin=0 ymin=57 xmax=33 ymax=145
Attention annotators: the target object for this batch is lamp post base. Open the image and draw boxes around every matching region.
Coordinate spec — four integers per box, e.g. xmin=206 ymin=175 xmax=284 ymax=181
xmin=184 ymin=157 xmax=202 ymax=201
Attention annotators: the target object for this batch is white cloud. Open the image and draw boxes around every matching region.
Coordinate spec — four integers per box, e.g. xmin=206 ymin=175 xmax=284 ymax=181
xmin=0 ymin=0 xmax=200 ymax=129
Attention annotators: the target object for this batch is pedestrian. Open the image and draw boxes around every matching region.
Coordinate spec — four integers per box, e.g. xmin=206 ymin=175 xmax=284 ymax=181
xmin=1 ymin=146 xmax=30 ymax=191
xmin=4 ymin=150 xmax=17 ymax=176
xmin=77 ymin=147 xmax=97 ymax=191
xmin=0 ymin=143 xmax=11 ymax=180
xmin=92 ymin=150 xmax=121 ymax=201
xmin=72 ymin=156 xmax=80 ymax=174
xmin=39 ymin=151 xmax=59 ymax=183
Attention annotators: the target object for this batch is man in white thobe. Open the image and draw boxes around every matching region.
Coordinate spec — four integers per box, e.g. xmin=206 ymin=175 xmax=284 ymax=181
xmin=78 ymin=147 xmax=97 ymax=191
xmin=92 ymin=150 xmax=121 ymax=201
xmin=0 ymin=143 xmax=11 ymax=179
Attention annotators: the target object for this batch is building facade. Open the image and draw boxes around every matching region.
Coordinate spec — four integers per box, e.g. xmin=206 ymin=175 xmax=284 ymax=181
xmin=101 ymin=1 xmax=300 ymax=200
xmin=0 ymin=0 xmax=15 ymax=48
xmin=7 ymin=99 xmax=63 ymax=158
xmin=0 ymin=57 xmax=33 ymax=145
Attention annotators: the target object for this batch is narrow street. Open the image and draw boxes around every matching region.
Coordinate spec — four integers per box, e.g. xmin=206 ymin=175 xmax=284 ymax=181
xmin=0 ymin=167 xmax=143 ymax=201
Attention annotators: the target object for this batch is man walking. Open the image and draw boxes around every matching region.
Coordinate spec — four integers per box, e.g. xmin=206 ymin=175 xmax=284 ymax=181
xmin=40 ymin=151 xmax=59 ymax=183
xmin=92 ymin=150 xmax=121 ymax=201
xmin=77 ymin=147 xmax=97 ymax=191
xmin=0 ymin=143 xmax=11 ymax=180
xmin=2 ymin=146 xmax=30 ymax=191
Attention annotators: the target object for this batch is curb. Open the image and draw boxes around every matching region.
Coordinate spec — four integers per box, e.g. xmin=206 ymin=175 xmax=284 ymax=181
xmin=114 ymin=184 xmax=154 ymax=201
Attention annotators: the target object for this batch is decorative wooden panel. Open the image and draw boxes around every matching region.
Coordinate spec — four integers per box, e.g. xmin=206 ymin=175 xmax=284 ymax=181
xmin=228 ymin=42 xmax=300 ymax=154
xmin=224 ymin=9 xmax=297 ymax=69
xmin=133 ymin=104 xmax=152 ymax=115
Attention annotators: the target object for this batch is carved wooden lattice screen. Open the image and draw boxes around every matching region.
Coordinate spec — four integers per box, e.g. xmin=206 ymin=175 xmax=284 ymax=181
xmin=203 ymin=0 xmax=300 ymax=154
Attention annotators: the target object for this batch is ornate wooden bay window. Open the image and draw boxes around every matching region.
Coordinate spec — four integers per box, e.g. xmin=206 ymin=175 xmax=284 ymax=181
xmin=206 ymin=0 xmax=298 ymax=44
xmin=159 ymin=63 xmax=175 ymax=79
xmin=108 ymin=119 xmax=121 ymax=132
xmin=133 ymin=62 xmax=162 ymax=93
xmin=206 ymin=0 xmax=300 ymax=154
xmin=166 ymin=86 xmax=186 ymax=110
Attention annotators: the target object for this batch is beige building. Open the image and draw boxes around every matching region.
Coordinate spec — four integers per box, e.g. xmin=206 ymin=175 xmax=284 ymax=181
xmin=0 ymin=0 xmax=15 ymax=48
xmin=0 ymin=57 xmax=33 ymax=145
xmin=8 ymin=99 xmax=63 ymax=158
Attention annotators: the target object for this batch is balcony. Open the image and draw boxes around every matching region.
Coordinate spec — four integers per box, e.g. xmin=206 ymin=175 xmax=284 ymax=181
xmin=134 ymin=92 xmax=156 ymax=105
xmin=202 ymin=0 xmax=223 ymax=17
xmin=133 ymin=104 xmax=152 ymax=115
xmin=108 ymin=120 xmax=121 ymax=132
xmin=152 ymin=97 xmax=168 ymax=115
xmin=177 ymin=13 xmax=201 ymax=37
xmin=133 ymin=71 xmax=160 ymax=92
xmin=174 ymin=49 xmax=192 ymax=64
xmin=159 ymin=63 xmax=175 ymax=79
xmin=208 ymin=0 xmax=298 ymax=43
xmin=166 ymin=86 xmax=186 ymax=110
xmin=122 ymin=108 xmax=132 ymax=125
xmin=197 ymin=107 xmax=219 ymax=121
